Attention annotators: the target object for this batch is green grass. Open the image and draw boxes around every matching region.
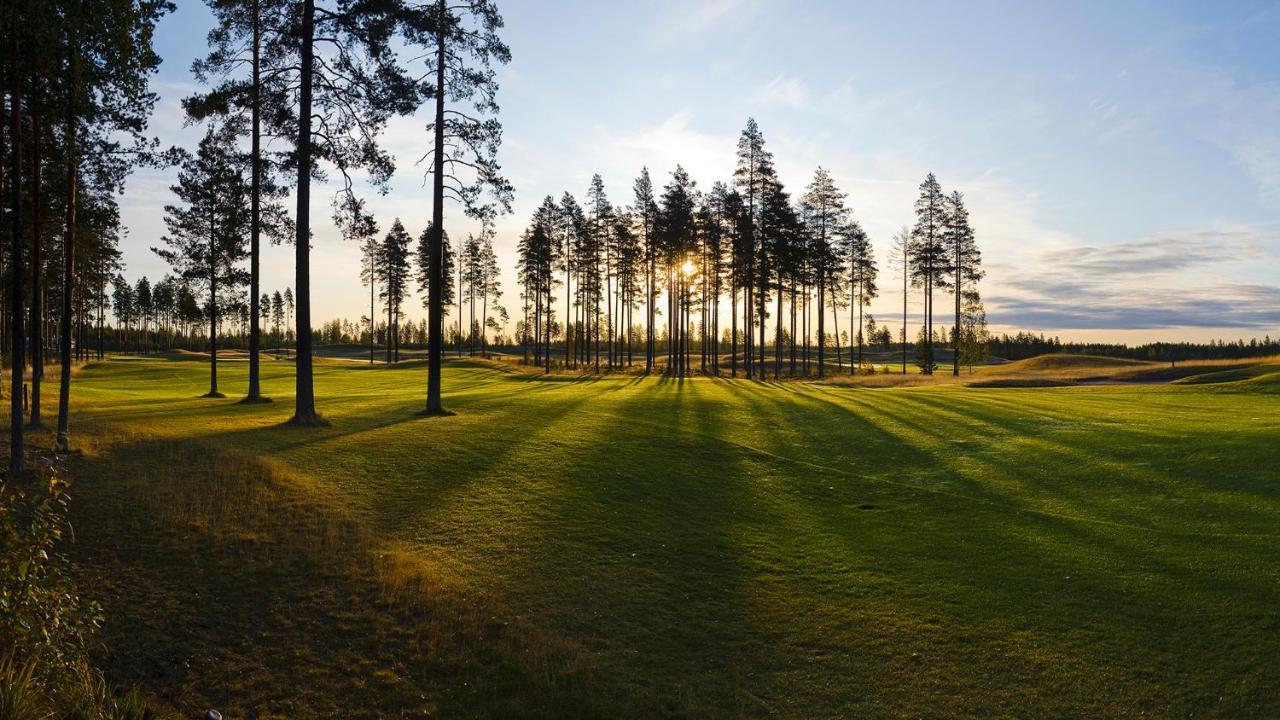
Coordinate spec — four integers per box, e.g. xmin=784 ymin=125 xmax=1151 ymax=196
xmin=29 ymin=355 xmax=1280 ymax=717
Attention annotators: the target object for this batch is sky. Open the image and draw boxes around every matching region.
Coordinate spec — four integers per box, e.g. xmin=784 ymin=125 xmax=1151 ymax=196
xmin=119 ymin=0 xmax=1280 ymax=344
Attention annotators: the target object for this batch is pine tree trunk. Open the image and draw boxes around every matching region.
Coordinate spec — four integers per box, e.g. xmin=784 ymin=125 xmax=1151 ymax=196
xmin=29 ymin=105 xmax=42 ymax=427
xmin=731 ymin=280 xmax=738 ymax=377
xmin=246 ymin=0 xmax=264 ymax=400
xmin=953 ymin=238 xmax=961 ymax=376
xmin=208 ymin=265 xmax=219 ymax=397
xmin=291 ymin=0 xmax=319 ymax=422
xmin=56 ymin=28 xmax=80 ymax=451
xmin=774 ymin=287 xmax=782 ymax=379
xmin=9 ymin=35 xmax=27 ymax=472
xmin=817 ymin=274 xmax=825 ymax=378
xmin=426 ymin=0 xmax=446 ymax=412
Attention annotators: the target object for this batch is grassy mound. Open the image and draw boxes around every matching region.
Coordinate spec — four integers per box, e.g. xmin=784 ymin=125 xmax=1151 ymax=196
xmin=966 ymin=378 xmax=1074 ymax=388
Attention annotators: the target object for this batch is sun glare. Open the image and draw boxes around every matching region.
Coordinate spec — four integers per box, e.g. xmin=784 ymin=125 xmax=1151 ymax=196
xmin=681 ymin=260 xmax=696 ymax=276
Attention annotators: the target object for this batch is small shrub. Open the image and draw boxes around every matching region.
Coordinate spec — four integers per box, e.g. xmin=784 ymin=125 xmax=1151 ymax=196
xmin=1 ymin=455 xmax=157 ymax=719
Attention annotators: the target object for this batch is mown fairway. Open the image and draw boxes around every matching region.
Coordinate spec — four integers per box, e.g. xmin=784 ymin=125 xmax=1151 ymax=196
xmin=51 ymin=357 xmax=1280 ymax=718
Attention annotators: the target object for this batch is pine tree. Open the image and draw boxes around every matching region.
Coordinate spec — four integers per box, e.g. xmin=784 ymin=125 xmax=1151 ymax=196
xmin=153 ymin=123 xmax=251 ymax=398
xmin=379 ymin=219 xmax=412 ymax=362
xmin=909 ymin=173 xmax=947 ymax=374
xmin=556 ymin=193 xmax=586 ymax=368
xmin=958 ymin=291 xmax=989 ymax=373
xmin=284 ymin=0 xmax=417 ymax=424
xmin=842 ymin=221 xmax=877 ymax=370
xmin=187 ymin=0 xmax=295 ymax=402
xmin=283 ymin=286 xmax=293 ymax=352
xmin=7 ymin=0 xmax=174 ymax=451
xmin=633 ymin=168 xmax=658 ymax=372
xmin=415 ymin=221 xmax=453 ymax=351
xmin=585 ymin=173 xmax=611 ymax=370
xmin=658 ymin=166 xmax=697 ymax=376
xmin=112 ymin=275 xmax=135 ymax=350
xmin=476 ymin=223 xmax=501 ymax=357
xmin=942 ymin=190 xmax=983 ymax=376
xmin=888 ymin=226 xmax=911 ymax=374
xmin=800 ymin=167 xmax=848 ymax=377
xmin=400 ymin=0 xmax=512 ymax=413
xmin=271 ymin=290 xmax=284 ymax=344
xmin=8 ymin=22 xmax=28 ymax=471
xmin=759 ymin=180 xmax=798 ymax=379
xmin=612 ymin=208 xmax=641 ymax=367
xmin=733 ymin=118 xmax=777 ymax=379
xmin=135 ymin=276 xmax=153 ymax=354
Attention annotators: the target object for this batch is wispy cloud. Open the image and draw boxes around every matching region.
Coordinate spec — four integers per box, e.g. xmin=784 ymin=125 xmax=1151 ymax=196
xmin=1180 ymin=69 xmax=1280 ymax=206
xmin=989 ymin=283 xmax=1280 ymax=330
xmin=646 ymin=0 xmax=767 ymax=45
xmin=753 ymin=74 xmax=809 ymax=109
xmin=1040 ymin=231 xmax=1273 ymax=275
xmin=990 ymin=227 xmax=1280 ymax=330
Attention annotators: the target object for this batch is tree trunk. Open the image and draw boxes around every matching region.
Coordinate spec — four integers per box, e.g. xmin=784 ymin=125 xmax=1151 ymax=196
xmin=953 ymin=237 xmax=961 ymax=376
xmin=426 ymin=0 xmax=446 ymax=412
xmin=817 ymin=274 xmax=825 ymax=378
xmin=291 ymin=0 xmax=319 ymax=422
xmin=246 ymin=0 xmax=265 ymax=400
xmin=29 ymin=104 xmax=42 ymax=427
xmin=774 ymin=286 xmax=782 ymax=379
xmin=645 ymin=252 xmax=653 ymax=372
xmin=730 ymin=279 xmax=738 ymax=377
xmin=208 ymin=265 xmax=219 ymax=397
xmin=9 ymin=33 xmax=27 ymax=472
xmin=857 ymin=277 xmax=864 ymax=370
xmin=56 ymin=23 xmax=81 ymax=451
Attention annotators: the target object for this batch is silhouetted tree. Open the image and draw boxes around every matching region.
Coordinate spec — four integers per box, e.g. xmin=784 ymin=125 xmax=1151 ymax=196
xmin=153 ymin=123 xmax=251 ymax=398
xmin=135 ymin=276 xmax=153 ymax=353
xmin=187 ymin=0 xmax=295 ymax=402
xmin=400 ymin=0 xmax=512 ymax=413
xmin=733 ymin=118 xmax=777 ymax=379
xmin=658 ymin=166 xmax=697 ymax=376
xmin=379 ymin=218 xmax=411 ymax=362
xmin=284 ymin=0 xmax=416 ymax=424
xmin=415 ymin=220 xmax=453 ymax=349
xmin=909 ymin=173 xmax=946 ymax=374
xmin=843 ymin=221 xmax=877 ymax=370
xmin=632 ymin=168 xmax=658 ymax=372
xmin=800 ymin=167 xmax=848 ymax=377
xmin=943 ymin=190 xmax=982 ymax=376
xmin=889 ymin=225 xmax=911 ymax=374
xmin=7 ymin=21 xmax=27 ymax=471
xmin=475 ymin=222 xmax=501 ymax=356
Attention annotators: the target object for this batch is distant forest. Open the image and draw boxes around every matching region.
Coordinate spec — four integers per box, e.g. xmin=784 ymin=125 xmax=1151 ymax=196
xmin=989 ymin=332 xmax=1280 ymax=362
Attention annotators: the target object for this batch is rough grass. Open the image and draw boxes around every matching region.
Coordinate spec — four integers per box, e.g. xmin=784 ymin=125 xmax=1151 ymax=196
xmin=14 ymin=357 xmax=1280 ymax=718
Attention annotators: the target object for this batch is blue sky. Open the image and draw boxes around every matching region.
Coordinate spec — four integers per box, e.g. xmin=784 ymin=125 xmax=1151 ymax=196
xmin=122 ymin=0 xmax=1280 ymax=342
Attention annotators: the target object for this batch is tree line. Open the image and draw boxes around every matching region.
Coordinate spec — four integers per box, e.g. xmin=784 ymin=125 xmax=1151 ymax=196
xmin=515 ymin=118 xmax=986 ymax=379
xmin=989 ymin=332 xmax=1280 ymax=362
xmin=5 ymin=0 xmax=512 ymax=469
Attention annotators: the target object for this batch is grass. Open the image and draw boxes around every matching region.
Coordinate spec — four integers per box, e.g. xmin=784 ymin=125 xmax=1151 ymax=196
xmin=14 ymin=354 xmax=1280 ymax=717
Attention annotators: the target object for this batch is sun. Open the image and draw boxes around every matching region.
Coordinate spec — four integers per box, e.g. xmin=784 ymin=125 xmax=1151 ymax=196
xmin=680 ymin=260 xmax=696 ymax=276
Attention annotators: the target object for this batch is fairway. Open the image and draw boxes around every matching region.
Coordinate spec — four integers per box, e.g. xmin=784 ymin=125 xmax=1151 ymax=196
xmin=57 ymin=357 xmax=1280 ymax=717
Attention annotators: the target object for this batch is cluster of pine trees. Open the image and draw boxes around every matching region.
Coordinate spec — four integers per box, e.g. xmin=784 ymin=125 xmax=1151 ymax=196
xmin=357 ymin=216 xmax=505 ymax=364
xmin=2 ymin=0 xmax=171 ymax=471
xmin=516 ymin=119 xmax=986 ymax=379
xmin=4 ymin=0 xmax=513 ymax=469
